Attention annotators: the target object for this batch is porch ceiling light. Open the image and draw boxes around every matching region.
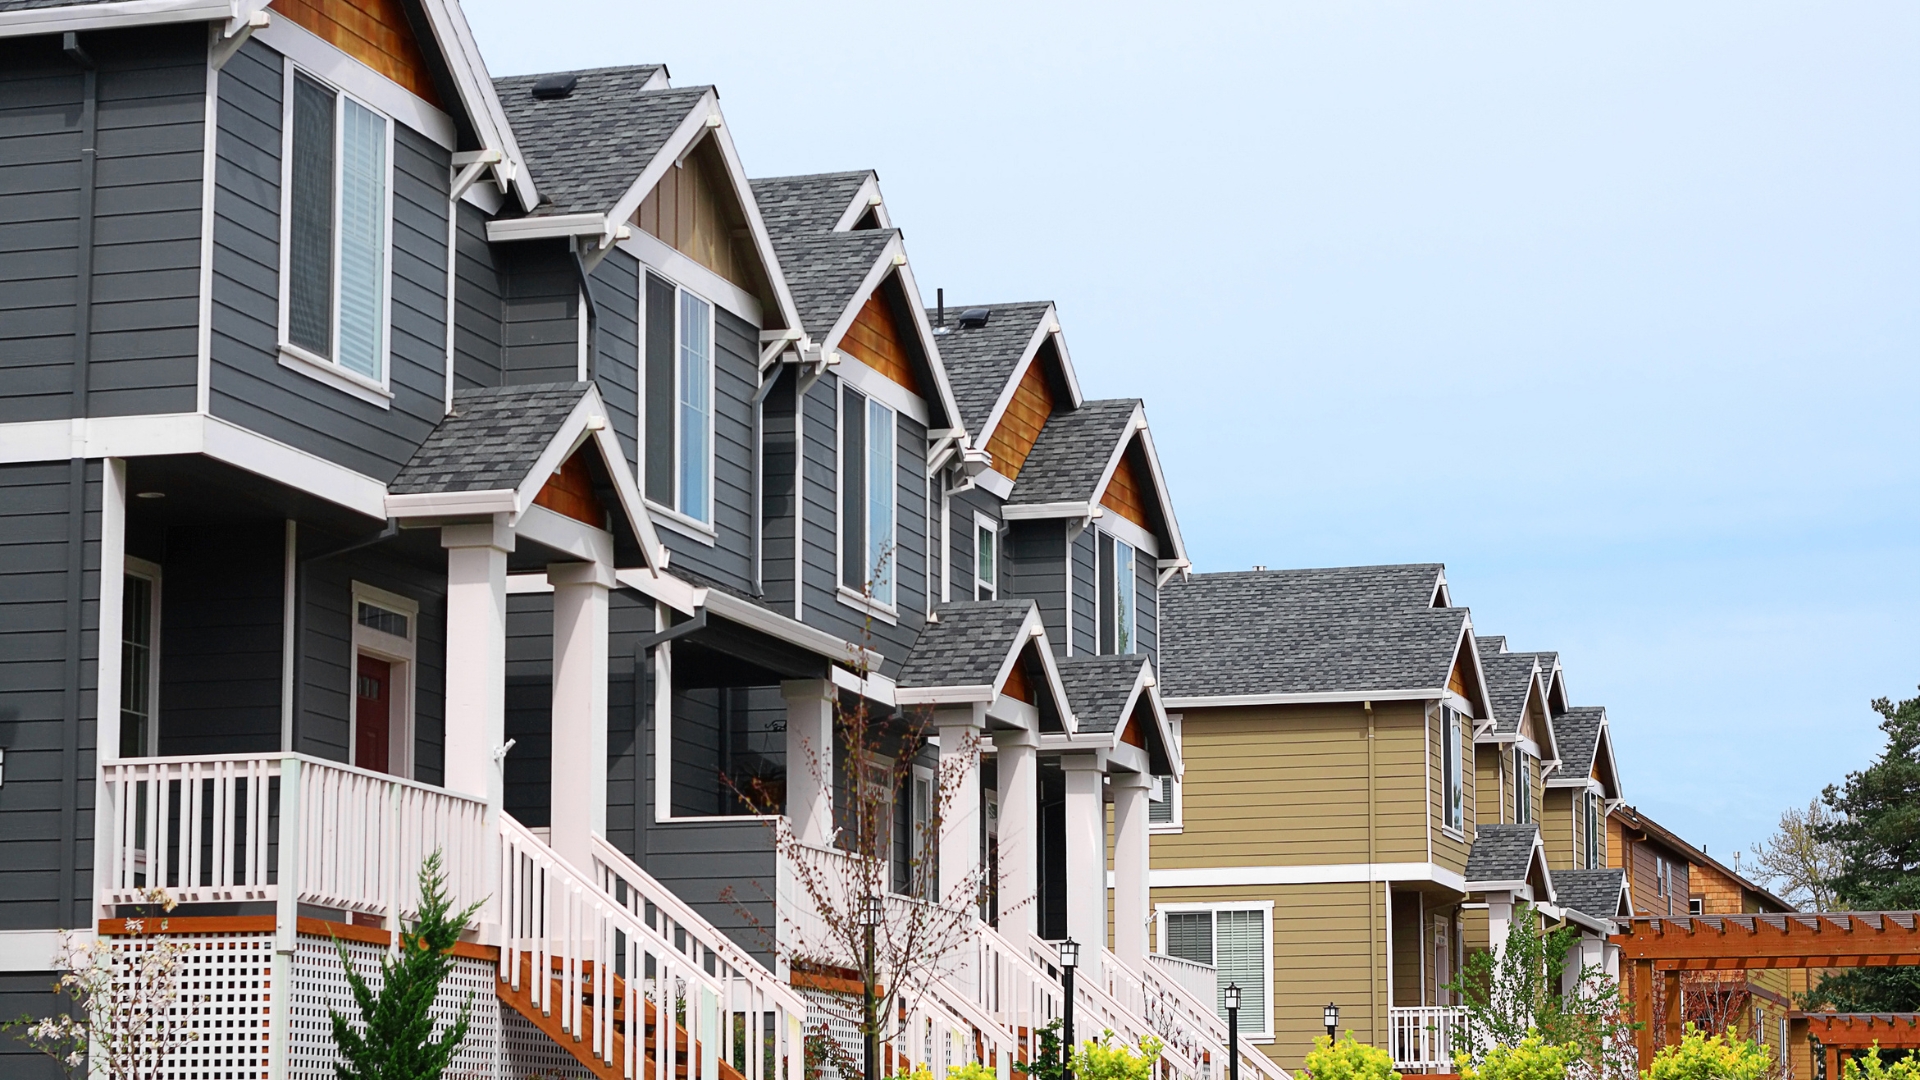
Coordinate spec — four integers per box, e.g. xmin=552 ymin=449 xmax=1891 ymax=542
xmin=1057 ymin=938 xmax=1079 ymax=969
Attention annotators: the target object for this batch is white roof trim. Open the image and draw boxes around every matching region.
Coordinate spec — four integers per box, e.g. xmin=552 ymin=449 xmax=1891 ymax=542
xmin=890 ymin=256 xmax=964 ymax=434
xmin=410 ymin=0 xmax=535 ymax=209
xmin=972 ymin=305 xmax=1087 ymax=453
xmin=832 ymin=172 xmax=887 ymax=232
xmin=1078 ymin=658 xmax=1181 ymax=779
xmin=1000 ymin=500 xmax=1095 ymax=522
xmin=684 ymin=106 xmax=803 ymax=332
xmin=0 ymin=0 xmax=234 ymax=39
xmin=897 ymin=606 xmax=1074 ymax=734
xmin=1163 ymin=687 xmax=1445 ymax=709
xmin=487 ymin=212 xmax=609 ymax=242
xmin=1469 ymin=830 xmax=1556 ymax=905
xmin=1099 ymin=414 xmax=1189 ymax=567
xmin=698 ymin=586 xmax=884 ymax=673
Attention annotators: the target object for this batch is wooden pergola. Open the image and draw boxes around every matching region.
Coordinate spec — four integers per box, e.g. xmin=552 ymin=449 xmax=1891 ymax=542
xmin=1613 ymin=913 xmax=1920 ymax=1068
xmin=1794 ymin=1013 xmax=1920 ymax=1078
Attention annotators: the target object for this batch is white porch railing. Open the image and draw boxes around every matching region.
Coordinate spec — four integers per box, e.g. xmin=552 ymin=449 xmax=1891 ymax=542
xmin=1388 ymin=1006 xmax=1470 ymax=1072
xmin=98 ymin=753 xmax=488 ymax=922
xmin=1129 ymin=949 xmax=1292 ymax=1080
xmin=1147 ymin=954 xmax=1216 ymax=1011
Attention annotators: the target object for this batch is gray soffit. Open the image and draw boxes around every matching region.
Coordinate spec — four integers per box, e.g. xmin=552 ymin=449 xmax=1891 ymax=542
xmin=750 ymin=172 xmax=873 ymax=237
xmin=492 ymin=67 xmax=696 ymax=218
xmin=1160 ymin=564 xmax=1463 ymax=700
xmin=390 ymin=383 xmax=587 ymax=494
xmin=1477 ymin=642 xmax=1540 ymax=736
xmin=760 ymin=228 xmax=896 ymax=341
xmin=1554 ymin=868 xmax=1629 ymax=919
xmin=897 ymin=601 xmax=1039 ymax=690
xmin=1005 ymin=398 xmax=1139 ymax=506
xmin=1056 ymin=654 xmax=1150 ymax=735
xmin=1466 ymin=823 xmax=1541 ymax=884
xmin=923 ymin=301 xmax=1055 ymax=434
xmin=1553 ymin=706 xmax=1606 ymax=779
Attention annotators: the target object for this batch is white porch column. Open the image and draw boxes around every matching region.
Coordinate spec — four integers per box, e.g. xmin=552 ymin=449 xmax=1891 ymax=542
xmin=782 ymin=680 xmax=836 ymax=846
xmin=1110 ymin=771 xmax=1152 ymax=969
xmin=1061 ymin=753 xmax=1107 ymax=954
xmin=443 ymin=517 xmax=513 ymax=806
xmin=935 ymin=704 xmax=987 ymax=910
xmin=992 ymin=728 xmax=1040 ymax=936
xmin=548 ymin=560 xmax=614 ymax=870
xmin=1486 ymin=891 xmax=1515 ymax=957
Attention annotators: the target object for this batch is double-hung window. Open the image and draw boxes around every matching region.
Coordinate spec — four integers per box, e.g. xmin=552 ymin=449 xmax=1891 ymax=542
xmin=1162 ymin=905 xmax=1271 ymax=1037
xmin=1513 ymin=747 xmax=1532 ymax=824
xmin=1441 ymin=706 xmax=1464 ymax=831
xmin=840 ymin=386 xmax=897 ymax=606
xmin=1584 ymin=791 xmax=1600 ymax=868
xmin=1098 ymin=532 xmax=1136 ymax=654
xmin=975 ymin=514 xmax=998 ymax=601
xmin=282 ymin=70 xmax=391 ymax=397
xmin=644 ymin=275 xmax=714 ymax=526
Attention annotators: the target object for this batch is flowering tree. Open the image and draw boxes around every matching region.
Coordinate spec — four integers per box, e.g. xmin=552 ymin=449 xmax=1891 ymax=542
xmin=6 ymin=887 xmax=196 ymax=1080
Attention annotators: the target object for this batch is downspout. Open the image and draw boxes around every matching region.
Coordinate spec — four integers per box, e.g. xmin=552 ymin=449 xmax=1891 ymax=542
xmin=1366 ymin=698 xmax=1379 ymax=1042
xmin=290 ymin=521 xmax=398 ymax=753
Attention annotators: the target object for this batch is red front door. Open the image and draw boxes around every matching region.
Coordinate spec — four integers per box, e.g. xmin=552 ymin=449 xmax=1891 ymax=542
xmin=355 ymin=655 xmax=391 ymax=774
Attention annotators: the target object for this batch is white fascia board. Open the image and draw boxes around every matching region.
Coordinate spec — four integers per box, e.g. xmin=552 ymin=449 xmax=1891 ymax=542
xmin=700 ymin=587 xmax=884 ymax=672
xmin=487 ymin=213 xmax=609 ymax=243
xmin=1127 ymin=423 xmax=1190 ymax=565
xmin=703 ymin=111 xmax=803 ymax=333
xmin=385 ymin=488 xmax=516 ymax=517
xmin=889 ymin=256 xmax=965 ymax=434
xmin=987 ymin=693 xmax=1038 ymax=729
xmin=1151 ymin=862 xmax=1468 ymax=893
xmin=620 ymin=219 xmax=763 ymax=326
xmin=832 ymin=173 xmax=884 ymax=232
xmin=602 ymin=91 xmax=718 ymax=245
xmin=895 ymin=684 xmax=996 ymax=706
xmin=0 ymin=0 xmax=229 ymax=38
xmin=415 ymin=0 xmax=536 ymax=209
xmin=830 ymin=664 xmax=896 ymax=707
xmin=835 ymin=354 xmax=930 ymax=426
xmin=973 ymin=307 xmax=1059 ymax=452
xmin=1453 ymin=620 xmax=1496 ymax=722
xmin=1161 ymin=687 xmax=1441 ymax=710
xmin=1596 ymin=723 xmax=1624 ymax=802
xmin=819 ymin=233 xmax=905 ymax=356
xmin=1106 ymin=741 xmax=1150 ymax=775
xmin=1000 ymin=501 xmax=1096 ymax=521
xmin=974 ymin=468 xmax=1014 ymax=500
xmin=1137 ymin=667 xmax=1183 ymax=778
xmin=516 ymin=503 xmax=615 ymax=565
xmin=1096 ymin=509 xmax=1159 ymax=560
xmin=1468 ymin=879 xmax=1532 ymax=895
xmin=255 ymin=18 xmax=455 ymax=150
xmin=613 ymin=567 xmax=703 ymax=615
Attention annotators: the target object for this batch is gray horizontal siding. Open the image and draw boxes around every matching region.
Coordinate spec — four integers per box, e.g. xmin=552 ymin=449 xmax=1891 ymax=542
xmin=947 ymin=486 xmax=1003 ymax=604
xmin=501 ymin=240 xmax=578 ymax=383
xmin=0 ymin=461 xmax=99 ymax=932
xmin=588 ymin=249 xmax=639 ymax=469
xmin=207 ymin=38 xmax=451 ymax=483
xmin=759 ymin=367 xmax=797 ymax=611
xmin=0 ymin=973 xmax=67 ymax=1078
xmin=451 ymin=198 xmax=502 ymax=390
xmin=1070 ymin=525 xmax=1095 ymax=656
xmin=1004 ymin=520 xmax=1067 ymax=660
xmin=0 ymin=27 xmax=203 ymax=424
xmin=1135 ymin=549 xmax=1157 ymax=663
xmin=153 ymin=519 xmax=282 ymax=757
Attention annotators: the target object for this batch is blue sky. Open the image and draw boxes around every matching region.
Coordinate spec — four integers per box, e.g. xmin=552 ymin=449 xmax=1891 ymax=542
xmin=465 ymin=0 xmax=1920 ymax=866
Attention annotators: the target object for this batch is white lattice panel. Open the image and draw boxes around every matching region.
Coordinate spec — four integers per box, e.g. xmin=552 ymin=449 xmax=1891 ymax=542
xmin=107 ymin=927 xmax=275 ymax=1079
xmin=500 ymin=1005 xmax=597 ymax=1080
xmin=799 ymin=985 xmax=862 ymax=1079
xmin=289 ymin=932 xmax=500 ymax=1080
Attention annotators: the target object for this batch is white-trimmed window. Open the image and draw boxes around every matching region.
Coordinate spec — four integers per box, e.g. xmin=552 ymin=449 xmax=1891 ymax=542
xmin=120 ymin=557 xmax=162 ymax=758
xmin=840 ymin=385 xmax=897 ymax=607
xmin=1159 ymin=902 xmax=1273 ymax=1038
xmin=1584 ymin=791 xmax=1601 ymax=868
xmin=1098 ymin=531 xmax=1136 ymax=654
xmin=1512 ymin=747 xmax=1532 ymax=824
xmin=1149 ymin=715 xmax=1183 ymax=831
xmin=643 ymin=273 xmax=715 ymax=529
xmin=279 ymin=68 xmax=393 ymax=405
xmin=1441 ymin=706 xmax=1464 ymax=831
xmin=974 ymin=513 xmax=998 ymax=601
xmin=351 ymin=583 xmax=416 ymax=778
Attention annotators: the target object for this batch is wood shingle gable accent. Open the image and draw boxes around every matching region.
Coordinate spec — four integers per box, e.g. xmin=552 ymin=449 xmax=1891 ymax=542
xmin=1097 ymin=438 xmax=1152 ymax=530
xmin=269 ymin=0 xmax=442 ymax=105
xmin=985 ymin=352 xmax=1056 ymax=478
xmin=533 ymin=449 xmax=606 ymax=528
xmin=840 ymin=287 xmax=923 ymax=397
xmin=633 ymin=137 xmax=764 ymax=295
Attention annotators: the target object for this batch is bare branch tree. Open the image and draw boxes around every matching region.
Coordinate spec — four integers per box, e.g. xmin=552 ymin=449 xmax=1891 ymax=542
xmin=1746 ymin=798 xmax=1847 ymax=911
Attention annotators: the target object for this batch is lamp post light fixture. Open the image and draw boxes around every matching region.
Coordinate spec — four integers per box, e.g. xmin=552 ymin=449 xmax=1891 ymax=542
xmin=1224 ymin=983 xmax=1242 ymax=1080
xmin=1058 ymin=939 xmax=1080 ymax=1080
xmin=862 ymin=895 xmax=883 ymax=1080
xmin=1324 ymin=1002 xmax=1339 ymax=1042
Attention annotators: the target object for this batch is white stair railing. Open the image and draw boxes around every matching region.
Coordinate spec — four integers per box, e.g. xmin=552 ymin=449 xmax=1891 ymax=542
xmin=1128 ymin=949 xmax=1293 ymax=1080
xmin=1388 ymin=1005 xmax=1469 ymax=1071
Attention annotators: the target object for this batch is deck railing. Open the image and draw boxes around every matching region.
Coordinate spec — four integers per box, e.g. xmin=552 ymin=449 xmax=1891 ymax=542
xmin=1146 ymin=953 xmax=1216 ymax=1012
xmin=1388 ymin=1005 xmax=1470 ymax=1072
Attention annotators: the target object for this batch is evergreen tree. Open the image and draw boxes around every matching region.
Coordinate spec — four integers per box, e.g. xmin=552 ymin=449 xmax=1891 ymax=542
xmin=329 ymin=851 xmax=484 ymax=1080
xmin=1806 ymin=691 xmax=1920 ymax=1011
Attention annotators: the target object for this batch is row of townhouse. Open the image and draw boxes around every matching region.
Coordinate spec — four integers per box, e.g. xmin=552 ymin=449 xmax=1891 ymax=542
xmin=0 ymin=0 xmax=1757 ymax=1078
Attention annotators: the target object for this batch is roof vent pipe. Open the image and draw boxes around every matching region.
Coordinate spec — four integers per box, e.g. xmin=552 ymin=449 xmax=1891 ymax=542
xmin=937 ymin=289 xmax=944 ymax=326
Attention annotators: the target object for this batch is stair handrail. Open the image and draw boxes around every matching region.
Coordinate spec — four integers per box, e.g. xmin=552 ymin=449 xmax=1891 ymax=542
xmin=1117 ymin=948 xmax=1294 ymax=1080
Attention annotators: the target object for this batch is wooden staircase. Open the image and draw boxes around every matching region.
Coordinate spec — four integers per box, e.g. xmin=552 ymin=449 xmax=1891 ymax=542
xmin=495 ymin=953 xmax=748 ymax=1080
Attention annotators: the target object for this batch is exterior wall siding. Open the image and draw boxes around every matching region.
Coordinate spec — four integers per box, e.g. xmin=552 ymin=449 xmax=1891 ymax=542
xmin=1004 ymin=520 xmax=1066 ymax=656
xmin=587 ymin=250 xmax=640 ymax=468
xmin=0 ymin=461 xmax=100 ymax=932
xmin=451 ymin=198 xmax=503 ymax=390
xmin=1134 ymin=551 xmax=1157 ymax=662
xmin=758 ymin=367 xmax=798 ymax=611
xmin=0 ymin=27 xmax=205 ymax=424
xmin=148 ymin=519 xmax=283 ymax=757
xmin=500 ymin=240 xmax=578 ymax=383
xmin=1541 ymin=787 xmax=1577 ymax=870
xmin=1069 ymin=524 xmax=1095 ymax=656
xmin=0 ymin=971 xmax=67 ymax=1079
xmin=209 ymin=38 xmax=452 ymax=483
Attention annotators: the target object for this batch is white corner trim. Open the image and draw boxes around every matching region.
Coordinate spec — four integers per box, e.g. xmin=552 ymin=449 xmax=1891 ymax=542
xmin=973 ymin=468 xmax=1014 ymax=500
xmin=1150 ymin=861 xmax=1469 ymax=893
xmin=255 ymin=17 xmax=456 ymax=150
xmin=277 ymin=345 xmax=394 ymax=408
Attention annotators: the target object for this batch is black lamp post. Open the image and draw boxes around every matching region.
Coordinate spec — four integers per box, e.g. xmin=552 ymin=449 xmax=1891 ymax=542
xmin=863 ymin=895 xmax=883 ymax=1080
xmin=1058 ymin=939 xmax=1080 ymax=1080
xmin=1324 ymin=1002 xmax=1339 ymax=1042
xmin=1225 ymin=983 xmax=1241 ymax=1080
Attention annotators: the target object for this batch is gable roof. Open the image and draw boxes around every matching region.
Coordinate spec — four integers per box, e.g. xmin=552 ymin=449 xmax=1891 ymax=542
xmin=1511 ymin=649 xmax=1567 ymax=713
xmin=1554 ymin=868 xmax=1632 ymax=920
xmin=1160 ymin=565 xmax=1483 ymax=708
xmin=493 ymin=67 xmax=690 ymax=218
xmin=1547 ymin=706 xmax=1621 ymax=799
xmin=751 ymin=171 xmax=876 ymax=237
xmin=1467 ymin=822 xmax=1555 ymax=901
xmin=1476 ymin=640 xmax=1543 ymax=737
xmin=999 ymin=399 xmax=1190 ymax=566
xmin=928 ymin=301 xmax=1070 ymax=434
xmin=1054 ymin=654 xmax=1178 ymax=776
xmin=894 ymin=600 xmax=1072 ymax=732
xmin=768 ymin=229 xmax=897 ymax=344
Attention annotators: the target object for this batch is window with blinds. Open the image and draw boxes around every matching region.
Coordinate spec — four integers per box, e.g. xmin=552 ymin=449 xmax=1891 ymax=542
xmin=1148 ymin=775 xmax=1175 ymax=824
xmin=284 ymin=72 xmax=388 ymax=384
xmin=1162 ymin=908 xmax=1269 ymax=1034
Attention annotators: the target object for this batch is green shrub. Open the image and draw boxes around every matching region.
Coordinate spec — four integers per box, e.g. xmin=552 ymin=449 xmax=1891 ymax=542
xmin=1456 ymin=1031 xmax=1575 ymax=1080
xmin=1641 ymin=1025 xmax=1771 ymax=1080
xmin=1301 ymin=1032 xmax=1400 ymax=1080
xmin=948 ymin=1063 xmax=999 ymax=1080
xmin=1843 ymin=1044 xmax=1920 ymax=1080
xmin=1069 ymin=1030 xmax=1164 ymax=1080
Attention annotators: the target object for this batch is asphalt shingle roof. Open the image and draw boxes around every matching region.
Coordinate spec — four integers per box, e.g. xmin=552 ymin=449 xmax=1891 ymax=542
xmin=750 ymin=172 xmax=871 ymax=238
xmin=897 ymin=601 xmax=1036 ymax=689
xmin=1056 ymin=655 xmax=1149 ymax=735
xmin=1159 ymin=565 xmax=1464 ymax=699
xmin=1476 ymin=640 xmax=1540 ymax=736
xmin=1005 ymin=399 xmax=1139 ymax=505
xmin=1554 ymin=868 xmax=1628 ymax=919
xmin=759 ymin=229 xmax=895 ymax=340
xmin=1467 ymin=823 xmax=1540 ymax=884
xmin=390 ymin=384 xmax=585 ymax=494
xmin=923 ymin=301 xmax=1055 ymax=433
xmin=493 ymin=67 xmax=700 ymax=217
xmin=1554 ymin=707 xmax=1606 ymax=779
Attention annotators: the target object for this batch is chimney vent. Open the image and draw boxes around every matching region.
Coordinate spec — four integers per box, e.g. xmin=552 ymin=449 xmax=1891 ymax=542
xmin=532 ymin=73 xmax=578 ymax=100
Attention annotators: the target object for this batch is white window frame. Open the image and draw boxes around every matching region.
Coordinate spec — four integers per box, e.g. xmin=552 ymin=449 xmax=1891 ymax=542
xmin=350 ymin=582 xmax=417 ymax=779
xmin=122 ymin=556 xmax=163 ymax=758
xmin=1097 ymin=529 xmax=1137 ymax=656
xmin=276 ymin=63 xmax=396 ymax=408
xmin=1513 ymin=747 xmax=1532 ymax=824
xmin=973 ymin=512 xmax=999 ymax=601
xmin=1150 ymin=714 xmax=1183 ymax=833
xmin=1440 ymin=706 xmax=1464 ymax=835
xmin=836 ymin=385 xmax=900 ymax=620
xmin=1584 ymin=791 xmax=1601 ymax=868
xmin=1154 ymin=900 xmax=1275 ymax=1041
xmin=639 ymin=279 xmax=718 ymax=539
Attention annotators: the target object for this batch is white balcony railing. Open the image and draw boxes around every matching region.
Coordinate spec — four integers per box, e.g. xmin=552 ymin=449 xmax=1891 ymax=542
xmin=1388 ymin=1006 xmax=1470 ymax=1072
xmin=1147 ymin=953 xmax=1216 ymax=1010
